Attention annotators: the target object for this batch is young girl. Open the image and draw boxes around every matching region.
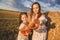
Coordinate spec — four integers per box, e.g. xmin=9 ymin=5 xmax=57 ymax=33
xmin=28 ymin=2 xmax=47 ymax=40
xmin=17 ymin=13 xmax=30 ymax=40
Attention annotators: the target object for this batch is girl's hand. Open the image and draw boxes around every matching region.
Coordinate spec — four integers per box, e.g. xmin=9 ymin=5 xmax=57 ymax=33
xmin=20 ymin=30 xmax=29 ymax=36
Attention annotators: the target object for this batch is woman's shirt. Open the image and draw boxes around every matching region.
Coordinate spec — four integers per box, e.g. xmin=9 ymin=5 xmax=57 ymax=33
xmin=32 ymin=15 xmax=47 ymax=32
xmin=38 ymin=15 xmax=47 ymax=30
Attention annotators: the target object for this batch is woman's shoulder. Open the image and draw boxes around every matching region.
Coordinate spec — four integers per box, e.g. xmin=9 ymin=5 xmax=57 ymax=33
xmin=39 ymin=14 xmax=47 ymax=21
xmin=40 ymin=14 xmax=45 ymax=18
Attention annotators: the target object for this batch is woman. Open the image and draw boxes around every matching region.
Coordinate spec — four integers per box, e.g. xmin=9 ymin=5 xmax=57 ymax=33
xmin=28 ymin=2 xmax=47 ymax=40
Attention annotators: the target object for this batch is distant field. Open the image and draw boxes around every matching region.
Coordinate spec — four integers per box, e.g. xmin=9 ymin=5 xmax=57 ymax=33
xmin=0 ymin=9 xmax=20 ymax=18
xmin=0 ymin=9 xmax=20 ymax=40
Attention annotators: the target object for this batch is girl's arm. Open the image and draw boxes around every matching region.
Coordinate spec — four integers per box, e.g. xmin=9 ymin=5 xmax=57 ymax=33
xmin=19 ymin=24 xmax=30 ymax=36
xmin=19 ymin=24 xmax=25 ymax=31
xmin=19 ymin=27 xmax=25 ymax=32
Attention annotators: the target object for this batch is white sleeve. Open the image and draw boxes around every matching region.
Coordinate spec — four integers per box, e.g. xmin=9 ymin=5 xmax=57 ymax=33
xmin=19 ymin=23 xmax=25 ymax=29
xmin=39 ymin=15 xmax=47 ymax=23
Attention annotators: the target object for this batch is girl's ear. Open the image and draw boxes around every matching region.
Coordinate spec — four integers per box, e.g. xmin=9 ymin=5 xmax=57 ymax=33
xmin=19 ymin=13 xmax=22 ymax=25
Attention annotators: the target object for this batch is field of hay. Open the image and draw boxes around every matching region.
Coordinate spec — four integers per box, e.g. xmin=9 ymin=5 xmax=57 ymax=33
xmin=47 ymin=11 xmax=60 ymax=40
xmin=0 ymin=9 xmax=20 ymax=40
xmin=0 ymin=9 xmax=60 ymax=40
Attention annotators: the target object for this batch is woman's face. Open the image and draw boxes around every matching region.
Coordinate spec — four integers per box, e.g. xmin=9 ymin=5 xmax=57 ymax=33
xmin=33 ymin=4 xmax=39 ymax=14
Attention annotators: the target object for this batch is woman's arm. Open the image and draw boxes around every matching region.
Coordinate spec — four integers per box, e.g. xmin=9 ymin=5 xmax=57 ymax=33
xmin=39 ymin=15 xmax=47 ymax=24
xmin=28 ymin=19 xmax=40 ymax=30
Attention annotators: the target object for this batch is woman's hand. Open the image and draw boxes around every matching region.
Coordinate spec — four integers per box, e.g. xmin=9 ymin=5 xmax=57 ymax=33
xmin=35 ymin=20 xmax=42 ymax=30
xmin=36 ymin=24 xmax=42 ymax=30
xmin=34 ymin=14 xmax=39 ymax=19
xmin=40 ymin=20 xmax=43 ymax=25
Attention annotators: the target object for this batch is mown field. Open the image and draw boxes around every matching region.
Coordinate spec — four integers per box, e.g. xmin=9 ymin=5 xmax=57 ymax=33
xmin=47 ymin=11 xmax=60 ymax=40
xmin=0 ymin=9 xmax=20 ymax=40
xmin=0 ymin=9 xmax=60 ymax=40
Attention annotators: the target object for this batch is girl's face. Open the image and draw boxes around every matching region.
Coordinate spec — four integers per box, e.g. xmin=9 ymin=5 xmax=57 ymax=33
xmin=21 ymin=14 xmax=27 ymax=23
xmin=33 ymin=4 xmax=39 ymax=14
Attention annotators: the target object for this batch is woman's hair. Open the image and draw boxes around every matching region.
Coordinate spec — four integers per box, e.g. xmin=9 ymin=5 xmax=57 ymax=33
xmin=31 ymin=2 xmax=41 ymax=13
xmin=28 ymin=2 xmax=42 ymax=21
xmin=19 ymin=12 xmax=27 ymax=25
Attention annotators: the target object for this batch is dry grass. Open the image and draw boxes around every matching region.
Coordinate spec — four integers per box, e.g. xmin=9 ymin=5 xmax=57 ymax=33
xmin=47 ymin=11 xmax=60 ymax=40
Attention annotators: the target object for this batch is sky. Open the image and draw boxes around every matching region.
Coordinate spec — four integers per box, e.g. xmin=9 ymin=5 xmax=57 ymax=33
xmin=0 ymin=0 xmax=60 ymax=12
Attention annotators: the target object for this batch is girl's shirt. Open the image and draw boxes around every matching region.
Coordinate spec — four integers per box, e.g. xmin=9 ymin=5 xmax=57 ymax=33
xmin=19 ymin=23 xmax=27 ymax=30
xmin=19 ymin=23 xmax=28 ymax=35
xmin=18 ymin=23 xmax=29 ymax=40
